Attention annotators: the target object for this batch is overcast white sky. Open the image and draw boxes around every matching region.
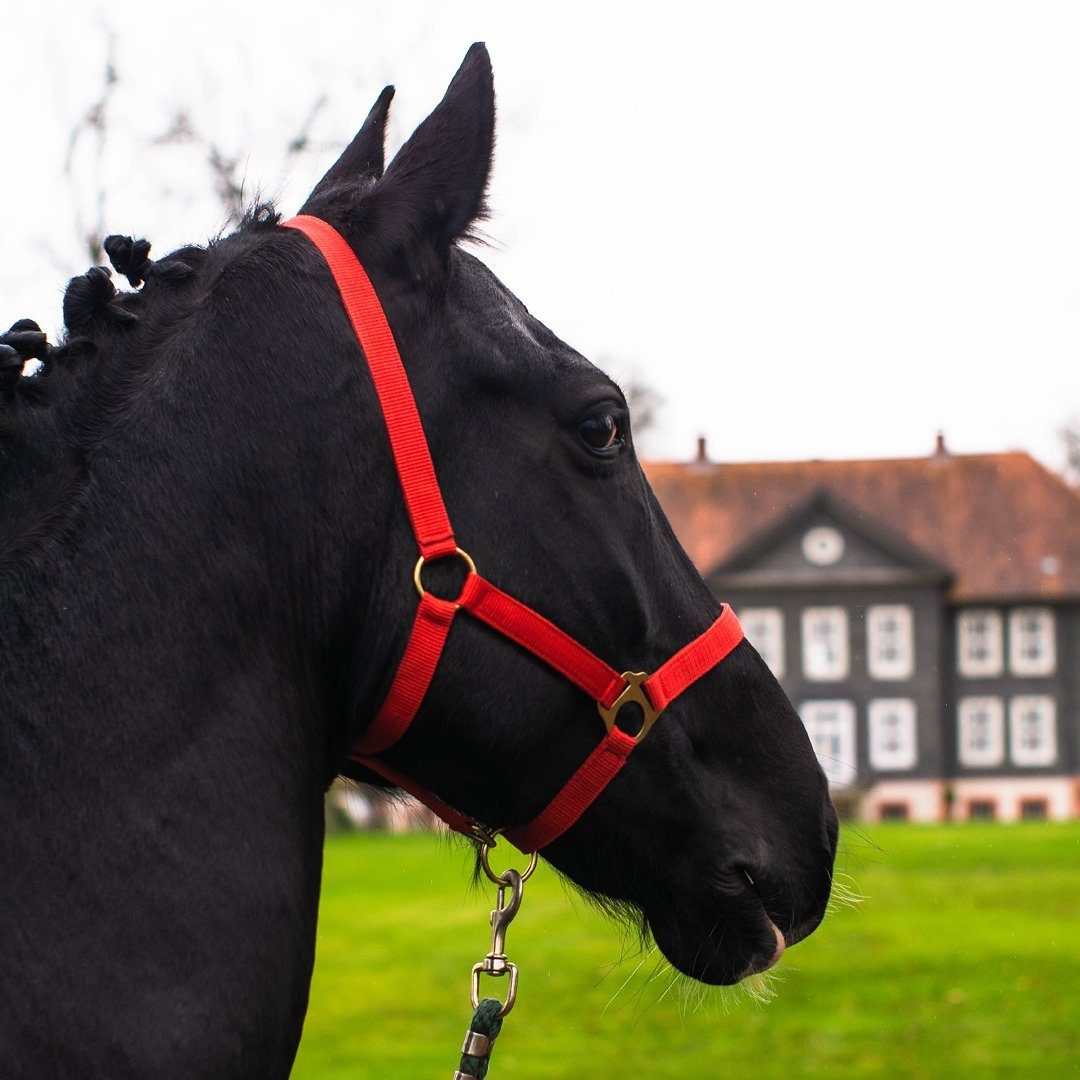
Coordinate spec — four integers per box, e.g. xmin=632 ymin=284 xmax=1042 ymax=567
xmin=4 ymin=1 xmax=1079 ymax=470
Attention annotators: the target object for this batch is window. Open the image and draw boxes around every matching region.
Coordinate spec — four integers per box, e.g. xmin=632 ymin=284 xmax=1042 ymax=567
xmin=879 ymin=803 xmax=909 ymax=822
xmin=801 ymin=607 xmax=849 ymax=681
xmin=1009 ymin=696 xmax=1057 ymax=767
xmin=1020 ymin=799 xmax=1048 ymax=821
xmin=968 ymin=800 xmax=996 ymax=821
xmin=867 ymin=605 xmax=914 ymax=680
xmin=738 ymin=607 xmax=785 ymax=677
xmin=958 ymin=697 xmax=1005 ymax=767
xmin=799 ymin=700 xmax=857 ymax=787
xmin=957 ymin=610 xmax=1003 ymax=677
xmin=868 ymin=699 xmax=917 ymax=770
xmin=802 ymin=526 xmax=845 ymax=566
xmin=1009 ymin=608 xmax=1055 ymax=676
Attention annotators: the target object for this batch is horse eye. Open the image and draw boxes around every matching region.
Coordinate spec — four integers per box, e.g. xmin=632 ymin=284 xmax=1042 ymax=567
xmin=579 ymin=411 xmax=622 ymax=453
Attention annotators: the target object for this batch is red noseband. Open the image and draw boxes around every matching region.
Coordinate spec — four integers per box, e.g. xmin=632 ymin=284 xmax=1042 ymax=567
xmin=282 ymin=215 xmax=744 ymax=853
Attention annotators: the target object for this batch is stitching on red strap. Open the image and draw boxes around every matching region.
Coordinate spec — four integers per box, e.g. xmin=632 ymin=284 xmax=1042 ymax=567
xmin=460 ymin=575 xmax=626 ymax=707
xmin=644 ymin=606 xmax=745 ymax=712
xmin=282 ymin=216 xmax=456 ymax=559
xmin=351 ymin=592 xmax=458 ymax=756
xmin=504 ymin=728 xmax=637 ymax=853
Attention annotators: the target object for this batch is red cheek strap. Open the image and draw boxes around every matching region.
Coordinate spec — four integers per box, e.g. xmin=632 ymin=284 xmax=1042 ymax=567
xmin=645 ymin=608 xmax=748 ymax=713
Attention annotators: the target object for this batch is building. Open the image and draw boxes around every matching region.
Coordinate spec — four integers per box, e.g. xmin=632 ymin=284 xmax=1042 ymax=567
xmin=645 ymin=436 xmax=1080 ymax=822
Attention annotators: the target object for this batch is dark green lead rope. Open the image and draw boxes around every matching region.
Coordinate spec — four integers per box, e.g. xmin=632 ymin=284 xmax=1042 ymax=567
xmin=453 ymin=998 xmax=505 ymax=1079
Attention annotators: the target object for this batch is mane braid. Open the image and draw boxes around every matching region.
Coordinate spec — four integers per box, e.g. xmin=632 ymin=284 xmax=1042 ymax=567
xmin=238 ymin=201 xmax=282 ymax=232
xmin=1 ymin=320 xmax=52 ymax=404
xmin=0 ymin=346 xmax=24 ymax=397
xmin=104 ymin=235 xmax=153 ymax=288
xmin=62 ymin=267 xmax=138 ymax=336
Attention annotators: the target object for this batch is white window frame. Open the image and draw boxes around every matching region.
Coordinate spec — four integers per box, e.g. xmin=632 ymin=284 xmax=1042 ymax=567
xmin=799 ymin=700 xmax=857 ymax=787
xmin=868 ymin=698 xmax=918 ymax=770
xmin=801 ymin=607 xmax=849 ymax=681
xmin=867 ymin=604 xmax=915 ymax=680
xmin=738 ymin=607 xmax=785 ymax=677
xmin=957 ymin=609 xmax=1004 ymax=677
xmin=1008 ymin=608 xmax=1056 ymax=677
xmin=1009 ymin=696 xmax=1057 ymax=767
xmin=957 ymin=696 xmax=1005 ymax=767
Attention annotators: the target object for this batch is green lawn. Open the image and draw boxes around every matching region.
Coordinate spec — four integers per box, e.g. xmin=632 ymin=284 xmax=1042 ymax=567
xmin=293 ymin=823 xmax=1080 ymax=1078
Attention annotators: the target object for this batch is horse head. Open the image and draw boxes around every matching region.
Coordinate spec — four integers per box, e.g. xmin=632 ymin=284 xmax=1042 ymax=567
xmin=285 ymin=43 xmax=837 ymax=985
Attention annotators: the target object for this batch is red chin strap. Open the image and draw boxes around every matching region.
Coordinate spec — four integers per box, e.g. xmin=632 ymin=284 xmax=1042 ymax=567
xmin=282 ymin=215 xmax=744 ymax=853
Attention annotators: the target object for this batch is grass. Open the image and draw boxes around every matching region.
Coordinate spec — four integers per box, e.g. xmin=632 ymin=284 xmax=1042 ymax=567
xmin=292 ymin=822 xmax=1080 ymax=1078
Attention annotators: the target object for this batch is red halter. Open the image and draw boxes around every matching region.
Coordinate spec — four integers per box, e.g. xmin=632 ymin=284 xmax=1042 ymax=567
xmin=282 ymin=215 xmax=745 ymax=853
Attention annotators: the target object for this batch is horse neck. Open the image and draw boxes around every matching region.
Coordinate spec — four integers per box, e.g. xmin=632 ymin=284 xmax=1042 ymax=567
xmin=0 ymin=343 xmax=369 ymax=1074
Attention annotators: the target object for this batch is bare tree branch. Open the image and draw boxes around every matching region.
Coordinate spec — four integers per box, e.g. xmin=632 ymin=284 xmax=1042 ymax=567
xmin=285 ymin=94 xmax=328 ymax=159
xmin=64 ymin=32 xmax=118 ymax=266
xmin=156 ymin=92 xmax=328 ymax=228
xmin=624 ymin=376 xmax=664 ymax=437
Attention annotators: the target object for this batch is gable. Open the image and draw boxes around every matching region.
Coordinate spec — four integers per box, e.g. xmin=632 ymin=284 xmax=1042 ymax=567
xmin=711 ymin=490 xmax=950 ymax=590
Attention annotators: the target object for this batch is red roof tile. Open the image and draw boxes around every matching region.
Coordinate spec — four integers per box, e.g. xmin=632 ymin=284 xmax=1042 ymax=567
xmin=644 ymin=452 xmax=1080 ymax=602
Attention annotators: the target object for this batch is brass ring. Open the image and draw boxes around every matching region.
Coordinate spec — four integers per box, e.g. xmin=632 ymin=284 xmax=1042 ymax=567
xmin=413 ymin=547 xmax=477 ymax=602
xmin=478 ymin=831 xmax=538 ymax=886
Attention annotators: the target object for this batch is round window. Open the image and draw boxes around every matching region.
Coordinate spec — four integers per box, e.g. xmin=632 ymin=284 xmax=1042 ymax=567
xmin=802 ymin=526 xmax=845 ymax=566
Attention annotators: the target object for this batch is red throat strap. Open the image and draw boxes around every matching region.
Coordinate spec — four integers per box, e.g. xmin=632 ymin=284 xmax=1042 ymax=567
xmin=282 ymin=214 xmax=744 ymax=853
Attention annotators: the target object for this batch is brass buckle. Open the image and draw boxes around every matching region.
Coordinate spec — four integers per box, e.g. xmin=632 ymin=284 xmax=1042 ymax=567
xmin=413 ymin=547 xmax=477 ymax=605
xmin=597 ymin=671 xmax=661 ymax=743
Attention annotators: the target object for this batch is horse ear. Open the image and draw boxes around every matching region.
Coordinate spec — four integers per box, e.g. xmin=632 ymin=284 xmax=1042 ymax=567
xmin=301 ymin=84 xmax=395 ymax=209
xmin=370 ymin=42 xmax=494 ymax=254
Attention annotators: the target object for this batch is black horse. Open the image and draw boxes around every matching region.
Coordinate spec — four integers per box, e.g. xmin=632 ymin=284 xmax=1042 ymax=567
xmin=0 ymin=45 xmax=837 ymax=1078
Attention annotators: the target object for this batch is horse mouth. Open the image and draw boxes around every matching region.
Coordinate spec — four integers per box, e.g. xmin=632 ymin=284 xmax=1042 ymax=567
xmin=645 ymin=876 xmax=793 ymax=986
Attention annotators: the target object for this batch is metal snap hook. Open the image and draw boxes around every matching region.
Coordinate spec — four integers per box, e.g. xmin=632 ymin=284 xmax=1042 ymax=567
xmin=469 ymin=868 xmax=526 ymax=1017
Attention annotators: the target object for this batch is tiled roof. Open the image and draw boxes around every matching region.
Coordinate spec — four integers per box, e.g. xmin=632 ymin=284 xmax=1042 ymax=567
xmin=644 ymin=451 xmax=1080 ymax=602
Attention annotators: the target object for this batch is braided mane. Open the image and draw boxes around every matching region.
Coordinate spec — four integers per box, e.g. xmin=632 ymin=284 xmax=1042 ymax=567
xmin=0 ymin=202 xmax=280 ymax=569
